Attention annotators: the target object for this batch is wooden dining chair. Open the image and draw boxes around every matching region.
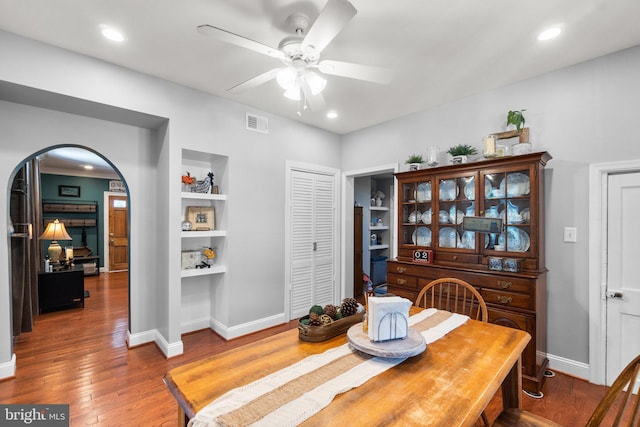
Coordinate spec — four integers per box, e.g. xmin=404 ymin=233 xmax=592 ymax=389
xmin=492 ymin=353 xmax=640 ymax=427
xmin=414 ymin=277 xmax=488 ymax=322
xmin=415 ymin=278 xmax=490 ymax=426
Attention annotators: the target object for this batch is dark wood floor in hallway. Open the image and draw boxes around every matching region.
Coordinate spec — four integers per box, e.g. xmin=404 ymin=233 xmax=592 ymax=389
xmin=0 ymin=271 xmax=612 ymax=426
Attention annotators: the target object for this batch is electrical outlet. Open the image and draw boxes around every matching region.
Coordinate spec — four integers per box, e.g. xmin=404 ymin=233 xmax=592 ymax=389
xmin=564 ymin=227 xmax=577 ymax=243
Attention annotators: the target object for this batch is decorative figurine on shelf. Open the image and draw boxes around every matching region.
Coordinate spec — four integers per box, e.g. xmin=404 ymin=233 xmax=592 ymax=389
xmin=372 ymin=190 xmax=385 ymax=207
xmin=196 ymin=247 xmax=216 ymax=269
xmin=182 ymin=172 xmax=195 ymax=192
xmin=192 ymin=172 xmax=214 ymax=194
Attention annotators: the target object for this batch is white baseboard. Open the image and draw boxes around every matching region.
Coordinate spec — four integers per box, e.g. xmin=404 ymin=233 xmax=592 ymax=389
xmin=181 ymin=317 xmax=210 ymax=335
xmin=210 ymin=313 xmax=287 ymax=340
xmin=127 ymin=329 xmax=156 ymax=347
xmin=0 ymin=353 xmax=16 ymax=380
xmin=547 ymin=352 xmax=589 ymax=380
xmin=127 ymin=329 xmax=184 ymax=358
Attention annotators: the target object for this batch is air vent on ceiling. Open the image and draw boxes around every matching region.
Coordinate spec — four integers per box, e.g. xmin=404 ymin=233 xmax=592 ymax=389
xmin=246 ymin=113 xmax=268 ymax=134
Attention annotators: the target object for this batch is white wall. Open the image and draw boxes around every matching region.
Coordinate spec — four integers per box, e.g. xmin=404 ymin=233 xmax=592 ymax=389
xmin=0 ymin=30 xmax=341 ymax=372
xmin=341 ymin=44 xmax=640 ymax=368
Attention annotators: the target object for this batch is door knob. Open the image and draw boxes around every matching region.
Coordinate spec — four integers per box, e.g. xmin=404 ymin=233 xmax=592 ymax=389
xmin=606 ymin=290 xmax=624 ymax=299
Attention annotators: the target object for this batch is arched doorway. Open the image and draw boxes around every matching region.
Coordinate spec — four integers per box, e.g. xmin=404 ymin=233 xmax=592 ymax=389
xmin=8 ymin=144 xmax=130 ymax=340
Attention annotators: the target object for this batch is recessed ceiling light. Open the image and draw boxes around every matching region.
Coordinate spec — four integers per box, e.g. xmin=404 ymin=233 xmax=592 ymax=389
xmin=537 ymin=27 xmax=561 ymax=41
xmin=100 ymin=25 xmax=125 ymax=42
xmin=83 ymin=165 xmax=94 ymax=170
xmin=326 ymin=110 xmax=338 ymax=119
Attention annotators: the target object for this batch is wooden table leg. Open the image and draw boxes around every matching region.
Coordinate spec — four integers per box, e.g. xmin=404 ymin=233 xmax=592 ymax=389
xmin=501 ymin=356 xmax=523 ymax=410
xmin=177 ymin=405 xmax=187 ymax=427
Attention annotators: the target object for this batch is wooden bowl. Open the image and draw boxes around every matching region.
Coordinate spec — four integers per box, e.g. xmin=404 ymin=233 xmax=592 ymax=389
xmin=298 ymin=313 xmax=362 ymax=342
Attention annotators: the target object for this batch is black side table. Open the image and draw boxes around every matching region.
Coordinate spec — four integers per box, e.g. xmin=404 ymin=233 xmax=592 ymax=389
xmin=38 ymin=265 xmax=85 ymax=313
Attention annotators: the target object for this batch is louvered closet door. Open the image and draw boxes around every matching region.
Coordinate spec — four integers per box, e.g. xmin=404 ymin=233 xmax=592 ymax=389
xmin=290 ymin=170 xmax=336 ymax=319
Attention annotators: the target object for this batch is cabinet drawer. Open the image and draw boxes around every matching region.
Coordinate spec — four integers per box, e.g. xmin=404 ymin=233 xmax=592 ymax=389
xmin=434 ymin=252 xmax=479 ymax=264
xmin=387 ymin=273 xmax=418 ymax=289
xmin=386 ymin=261 xmax=425 ymax=276
xmin=474 ymin=275 xmax=532 ymax=293
xmin=482 ymin=288 xmax=532 ymax=310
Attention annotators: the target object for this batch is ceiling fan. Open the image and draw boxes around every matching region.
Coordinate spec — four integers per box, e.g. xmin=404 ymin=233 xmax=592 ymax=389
xmin=197 ymin=0 xmax=393 ymax=115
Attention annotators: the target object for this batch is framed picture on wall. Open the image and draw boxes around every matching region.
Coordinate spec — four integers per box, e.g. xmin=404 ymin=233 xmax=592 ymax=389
xmin=186 ymin=206 xmax=215 ymax=231
xmin=58 ymin=185 xmax=81 ymax=197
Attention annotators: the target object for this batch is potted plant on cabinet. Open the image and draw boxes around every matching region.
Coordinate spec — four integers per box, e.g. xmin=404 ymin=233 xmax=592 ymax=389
xmin=507 ymin=109 xmax=532 ymax=155
xmin=405 ymin=154 xmax=424 ymax=170
xmin=447 ymin=144 xmax=478 ymax=164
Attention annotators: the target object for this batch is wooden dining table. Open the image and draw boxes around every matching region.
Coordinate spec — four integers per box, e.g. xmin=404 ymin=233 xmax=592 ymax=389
xmin=164 ymin=309 xmax=530 ymax=427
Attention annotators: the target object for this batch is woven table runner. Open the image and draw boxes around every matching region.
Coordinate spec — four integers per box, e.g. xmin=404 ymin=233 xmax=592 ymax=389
xmin=189 ymin=309 xmax=467 ymax=427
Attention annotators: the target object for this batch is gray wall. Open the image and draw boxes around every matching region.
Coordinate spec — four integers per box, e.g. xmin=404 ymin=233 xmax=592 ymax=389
xmin=341 ymin=44 xmax=640 ymax=370
xmin=0 ymin=30 xmax=340 ymax=372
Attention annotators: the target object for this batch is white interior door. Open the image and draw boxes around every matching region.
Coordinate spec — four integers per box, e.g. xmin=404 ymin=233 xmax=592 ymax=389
xmin=289 ymin=169 xmax=337 ymax=319
xmin=606 ymin=172 xmax=640 ymax=387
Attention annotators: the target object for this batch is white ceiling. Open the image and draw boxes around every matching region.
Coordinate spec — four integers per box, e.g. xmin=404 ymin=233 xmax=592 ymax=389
xmin=1 ymin=0 xmax=640 ymax=135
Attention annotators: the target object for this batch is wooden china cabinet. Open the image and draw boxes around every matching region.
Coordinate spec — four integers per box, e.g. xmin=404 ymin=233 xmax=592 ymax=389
xmin=388 ymin=151 xmax=552 ymax=394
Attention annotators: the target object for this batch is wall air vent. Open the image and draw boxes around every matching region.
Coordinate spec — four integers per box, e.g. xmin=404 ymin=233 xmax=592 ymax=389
xmin=246 ymin=113 xmax=269 ymax=134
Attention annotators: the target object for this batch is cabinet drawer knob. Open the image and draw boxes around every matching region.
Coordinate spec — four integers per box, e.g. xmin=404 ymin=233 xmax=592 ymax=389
xmin=497 ymin=295 xmax=513 ymax=304
xmin=396 ymin=267 xmax=406 ymax=273
xmin=453 ymin=256 xmax=458 ymax=261
xmin=497 ymin=280 xmax=512 ymax=289
xmin=396 ymin=278 xmax=406 ymax=285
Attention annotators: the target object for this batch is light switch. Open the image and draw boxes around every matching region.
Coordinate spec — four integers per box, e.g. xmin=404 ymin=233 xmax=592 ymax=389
xmin=564 ymin=227 xmax=577 ymax=243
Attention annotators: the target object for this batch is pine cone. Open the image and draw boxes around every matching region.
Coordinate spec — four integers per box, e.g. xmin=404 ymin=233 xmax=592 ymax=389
xmin=308 ymin=312 xmax=322 ymax=326
xmin=323 ymin=304 xmax=338 ymax=320
xmin=340 ymin=298 xmax=359 ymax=317
xmin=320 ymin=314 xmax=333 ymax=325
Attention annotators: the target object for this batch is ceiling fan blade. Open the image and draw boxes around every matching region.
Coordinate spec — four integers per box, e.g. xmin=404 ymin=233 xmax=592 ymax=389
xmin=318 ymin=60 xmax=394 ymax=84
xmin=300 ymin=81 xmax=327 ymax=112
xmin=197 ymin=24 xmax=284 ymax=60
xmin=227 ymin=68 xmax=281 ymax=94
xmin=301 ymin=0 xmax=357 ymax=54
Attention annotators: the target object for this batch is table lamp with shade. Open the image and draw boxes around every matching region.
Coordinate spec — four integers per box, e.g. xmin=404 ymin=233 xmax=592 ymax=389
xmin=39 ymin=219 xmax=72 ymax=263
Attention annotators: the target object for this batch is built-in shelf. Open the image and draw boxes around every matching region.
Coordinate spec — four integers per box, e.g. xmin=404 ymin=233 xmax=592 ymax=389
xmin=370 ymin=206 xmax=389 ymax=211
xmin=181 ymin=192 xmax=227 ymax=201
xmin=181 ymin=230 xmax=227 ymax=238
xmin=370 ymin=225 xmax=389 ymax=231
xmin=180 ymin=265 xmax=227 ymax=278
xmin=369 ymin=244 xmax=390 ymax=251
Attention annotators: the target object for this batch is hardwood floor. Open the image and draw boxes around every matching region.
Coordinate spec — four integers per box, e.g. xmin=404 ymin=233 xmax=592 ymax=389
xmin=1 ymin=272 xmax=613 ymax=426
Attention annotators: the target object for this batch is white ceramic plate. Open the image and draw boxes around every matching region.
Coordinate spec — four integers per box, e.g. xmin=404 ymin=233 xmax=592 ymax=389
xmin=412 ymin=226 xmax=432 ymax=246
xmin=408 ymin=210 xmax=420 ymax=224
xmin=439 ymin=179 xmax=458 ymax=201
xmin=439 ymin=210 xmax=450 ymax=223
xmin=461 ymin=231 xmax=475 ymax=249
xmin=498 ymin=227 xmax=530 ymax=252
xmin=499 ymin=172 xmax=531 ymax=197
xmin=416 ymin=182 xmax=432 ymax=202
xmin=421 ymin=209 xmax=432 ymax=224
xmin=439 ymin=227 xmax=460 ymax=248
xmin=449 ymin=205 xmax=465 ymax=225
xmin=464 ymin=177 xmax=475 ymax=200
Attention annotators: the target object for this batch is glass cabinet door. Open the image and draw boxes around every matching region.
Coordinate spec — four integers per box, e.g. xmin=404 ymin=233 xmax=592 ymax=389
xmin=400 ymin=180 xmax=433 ymax=247
xmin=436 ymin=174 xmax=477 ymax=250
xmin=481 ymin=168 xmax=532 ymax=255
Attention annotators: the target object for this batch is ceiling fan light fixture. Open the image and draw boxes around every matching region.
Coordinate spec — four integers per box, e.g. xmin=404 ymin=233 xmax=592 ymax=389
xmin=305 ymin=70 xmax=327 ymax=95
xmin=276 ymin=67 xmax=297 ymax=90
xmin=284 ymin=85 xmax=301 ymax=101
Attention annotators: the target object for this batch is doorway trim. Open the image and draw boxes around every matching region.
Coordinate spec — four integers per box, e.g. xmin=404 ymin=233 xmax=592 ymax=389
xmin=341 ymin=163 xmax=398 ymax=300
xmin=588 ymin=158 xmax=640 ymax=385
